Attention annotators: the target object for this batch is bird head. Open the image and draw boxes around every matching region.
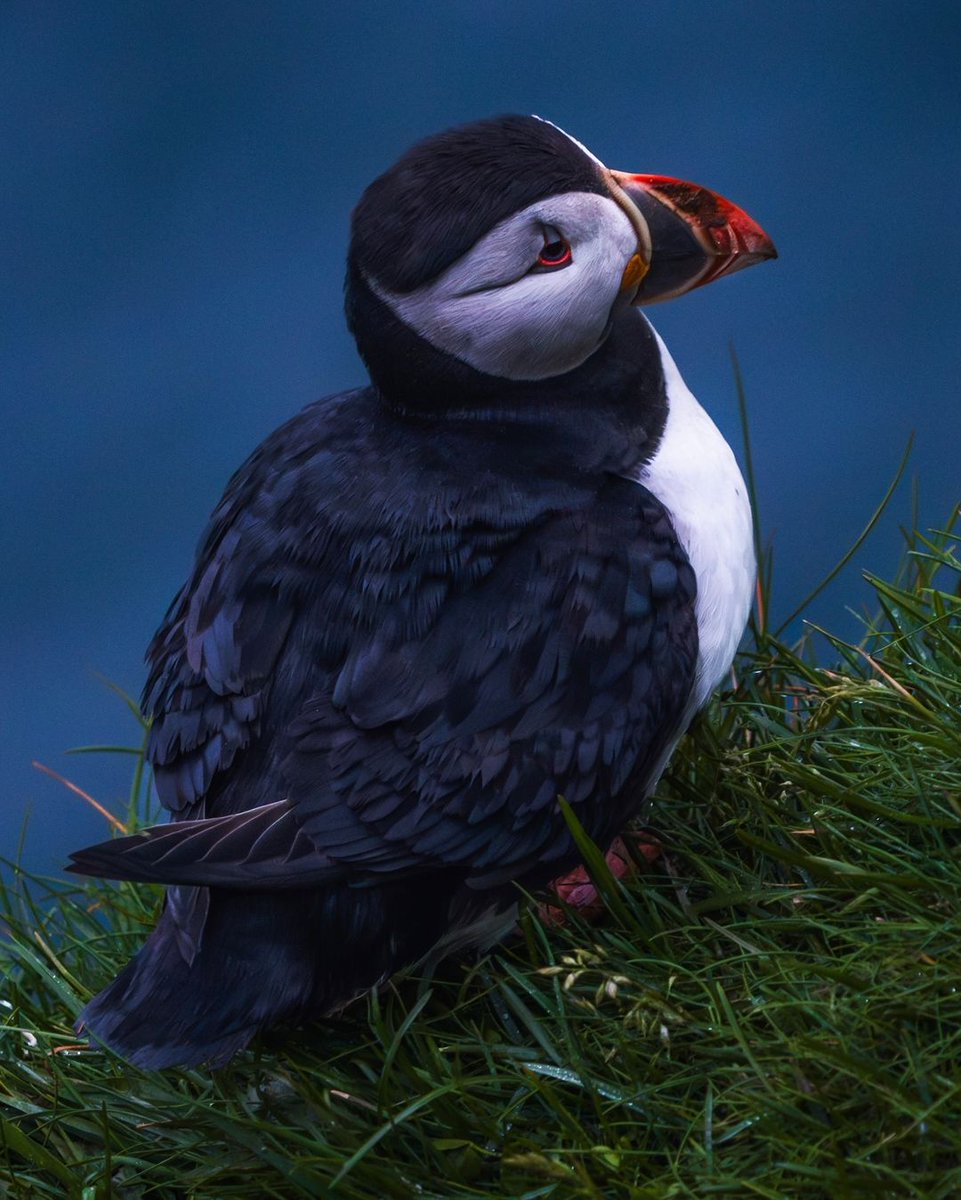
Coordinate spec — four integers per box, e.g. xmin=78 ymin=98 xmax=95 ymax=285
xmin=346 ymin=115 xmax=775 ymax=403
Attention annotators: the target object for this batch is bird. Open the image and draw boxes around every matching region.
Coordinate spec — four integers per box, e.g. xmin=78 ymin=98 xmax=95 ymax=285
xmin=68 ymin=114 xmax=776 ymax=1069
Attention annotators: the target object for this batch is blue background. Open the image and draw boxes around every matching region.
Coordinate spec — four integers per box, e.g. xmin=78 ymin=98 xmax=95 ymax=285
xmin=4 ymin=1 xmax=960 ymax=874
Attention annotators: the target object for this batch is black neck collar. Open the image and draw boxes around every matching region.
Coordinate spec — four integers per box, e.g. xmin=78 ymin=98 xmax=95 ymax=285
xmin=345 ymin=262 xmax=669 ymax=476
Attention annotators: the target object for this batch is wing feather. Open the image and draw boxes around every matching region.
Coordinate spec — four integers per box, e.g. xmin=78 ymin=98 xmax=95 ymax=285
xmin=72 ymin=392 xmax=697 ymax=903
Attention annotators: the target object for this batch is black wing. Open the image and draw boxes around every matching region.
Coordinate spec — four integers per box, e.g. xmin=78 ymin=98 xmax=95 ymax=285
xmin=70 ymin=391 xmax=697 ymax=893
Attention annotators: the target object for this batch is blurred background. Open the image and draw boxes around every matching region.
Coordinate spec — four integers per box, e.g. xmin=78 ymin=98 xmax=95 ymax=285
xmin=3 ymin=1 xmax=960 ymax=875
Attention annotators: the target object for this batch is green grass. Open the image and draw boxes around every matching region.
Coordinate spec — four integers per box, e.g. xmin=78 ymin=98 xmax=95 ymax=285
xmin=2 ymin=518 xmax=961 ymax=1198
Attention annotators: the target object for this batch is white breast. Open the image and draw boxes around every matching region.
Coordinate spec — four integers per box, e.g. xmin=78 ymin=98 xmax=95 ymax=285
xmin=632 ymin=323 xmax=755 ymax=718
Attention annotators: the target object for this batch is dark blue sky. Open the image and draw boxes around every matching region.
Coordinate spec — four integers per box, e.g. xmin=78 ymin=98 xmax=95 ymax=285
xmin=4 ymin=2 xmax=960 ymax=874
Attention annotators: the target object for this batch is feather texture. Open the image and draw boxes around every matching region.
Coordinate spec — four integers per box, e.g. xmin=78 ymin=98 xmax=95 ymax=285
xmin=68 ymin=321 xmax=699 ymax=1066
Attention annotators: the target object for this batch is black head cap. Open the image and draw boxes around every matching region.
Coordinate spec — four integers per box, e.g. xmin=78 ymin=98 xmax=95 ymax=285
xmin=348 ymin=114 xmax=607 ymax=294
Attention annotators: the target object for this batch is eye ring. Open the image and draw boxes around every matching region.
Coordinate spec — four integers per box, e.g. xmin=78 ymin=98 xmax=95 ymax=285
xmin=533 ymin=226 xmax=572 ymax=271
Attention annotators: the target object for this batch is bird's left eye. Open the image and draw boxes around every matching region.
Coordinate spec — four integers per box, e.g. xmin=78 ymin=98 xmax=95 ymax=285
xmin=534 ymin=227 xmax=572 ymax=270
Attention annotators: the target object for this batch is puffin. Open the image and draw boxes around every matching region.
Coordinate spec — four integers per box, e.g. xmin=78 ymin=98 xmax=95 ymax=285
xmin=68 ymin=114 xmax=776 ymax=1069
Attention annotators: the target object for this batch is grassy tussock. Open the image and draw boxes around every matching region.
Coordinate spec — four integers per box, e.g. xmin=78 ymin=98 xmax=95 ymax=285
xmin=2 ymin=522 xmax=960 ymax=1198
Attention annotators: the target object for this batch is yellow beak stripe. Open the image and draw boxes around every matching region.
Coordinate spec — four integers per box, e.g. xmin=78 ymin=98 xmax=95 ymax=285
xmin=620 ymin=252 xmax=649 ymax=294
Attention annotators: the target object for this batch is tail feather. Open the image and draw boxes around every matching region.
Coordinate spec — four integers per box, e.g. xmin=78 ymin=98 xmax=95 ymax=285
xmin=79 ymin=878 xmax=463 ymax=1069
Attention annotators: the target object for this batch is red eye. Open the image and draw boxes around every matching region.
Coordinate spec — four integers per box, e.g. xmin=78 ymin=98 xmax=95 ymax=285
xmin=532 ymin=237 xmax=571 ymax=268
xmin=532 ymin=226 xmax=571 ymax=270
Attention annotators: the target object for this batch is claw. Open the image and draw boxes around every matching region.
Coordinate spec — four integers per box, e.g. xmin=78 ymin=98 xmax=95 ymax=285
xmin=539 ymin=831 xmax=662 ymax=926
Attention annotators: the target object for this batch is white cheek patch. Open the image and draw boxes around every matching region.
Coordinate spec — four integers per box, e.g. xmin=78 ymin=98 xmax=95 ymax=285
xmin=370 ymin=193 xmax=638 ymax=381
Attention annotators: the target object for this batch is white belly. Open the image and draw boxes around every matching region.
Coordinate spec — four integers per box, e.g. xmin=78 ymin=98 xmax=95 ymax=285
xmin=632 ymin=324 xmax=756 ymax=718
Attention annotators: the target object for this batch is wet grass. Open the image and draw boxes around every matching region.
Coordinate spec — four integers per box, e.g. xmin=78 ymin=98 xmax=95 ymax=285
xmin=2 ymin=518 xmax=961 ymax=1198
